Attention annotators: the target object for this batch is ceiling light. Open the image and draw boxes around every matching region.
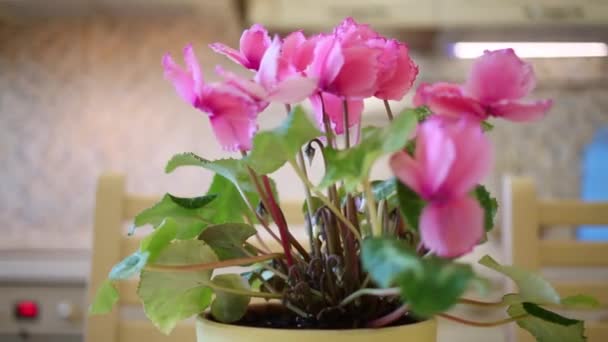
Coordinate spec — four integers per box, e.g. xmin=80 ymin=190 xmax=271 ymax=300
xmin=451 ymin=42 xmax=608 ymax=59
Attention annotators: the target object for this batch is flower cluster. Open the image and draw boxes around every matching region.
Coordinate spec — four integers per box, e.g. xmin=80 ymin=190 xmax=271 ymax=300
xmin=163 ymin=18 xmax=417 ymax=150
xmin=163 ymin=19 xmax=552 ymax=259
xmin=414 ymin=49 xmax=552 ymax=122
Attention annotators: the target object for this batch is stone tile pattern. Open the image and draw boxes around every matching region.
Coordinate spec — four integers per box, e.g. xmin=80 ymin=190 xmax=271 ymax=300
xmin=1 ymin=15 xmax=607 ymax=250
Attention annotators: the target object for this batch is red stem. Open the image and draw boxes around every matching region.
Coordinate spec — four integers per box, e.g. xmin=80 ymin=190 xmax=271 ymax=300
xmin=366 ymin=304 xmax=409 ymax=328
xmin=262 ymin=175 xmax=294 ymax=266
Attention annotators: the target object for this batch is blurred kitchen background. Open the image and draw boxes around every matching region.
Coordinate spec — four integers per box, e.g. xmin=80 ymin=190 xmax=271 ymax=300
xmin=0 ymin=0 xmax=607 ymax=341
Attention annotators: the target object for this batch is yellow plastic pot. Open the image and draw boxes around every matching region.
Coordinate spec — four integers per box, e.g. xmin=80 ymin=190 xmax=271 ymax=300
xmin=196 ymin=309 xmax=437 ymax=342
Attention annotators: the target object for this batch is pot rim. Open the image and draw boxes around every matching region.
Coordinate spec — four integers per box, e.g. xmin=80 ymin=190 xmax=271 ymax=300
xmin=197 ymin=310 xmax=436 ymax=335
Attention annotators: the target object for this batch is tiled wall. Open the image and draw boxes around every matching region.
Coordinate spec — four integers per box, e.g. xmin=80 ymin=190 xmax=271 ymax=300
xmin=1 ymin=13 xmax=607 ymax=250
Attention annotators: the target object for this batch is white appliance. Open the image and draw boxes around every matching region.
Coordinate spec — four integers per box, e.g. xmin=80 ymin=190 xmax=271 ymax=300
xmin=0 ymin=249 xmax=90 ymax=342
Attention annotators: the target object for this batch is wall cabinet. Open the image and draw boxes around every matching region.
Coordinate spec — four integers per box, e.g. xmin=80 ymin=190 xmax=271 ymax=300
xmin=246 ymin=0 xmax=608 ymax=29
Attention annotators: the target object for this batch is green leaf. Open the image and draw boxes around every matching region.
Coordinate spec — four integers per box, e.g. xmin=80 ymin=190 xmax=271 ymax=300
xmin=362 ymin=237 xmax=474 ymax=317
xmin=198 ymin=223 xmax=257 ymax=260
xmin=413 ymin=106 xmax=432 ymax=122
xmin=479 ymin=255 xmax=560 ymax=305
xmin=140 ymin=218 xmax=179 ymax=262
xmin=522 ymin=302 xmax=581 ymax=326
xmin=560 ymin=295 xmax=600 ymax=309
xmin=399 ymin=258 xmax=475 ymax=317
xmin=245 ymin=106 xmax=321 ymax=175
xmin=481 ymin=121 xmax=494 ymax=132
xmin=168 ymin=194 xmax=217 ymax=209
xmin=508 ymin=303 xmax=586 ymax=342
xmin=361 ymin=238 xmax=422 ymax=288
xmin=319 ymin=109 xmax=418 ymax=191
xmin=205 ymin=174 xmax=250 ymax=224
xmin=473 ymin=185 xmax=498 ymax=232
xmin=89 ymin=280 xmax=119 ymax=315
xmin=166 ymin=154 xmax=255 ymax=192
xmin=134 ymin=194 xmax=209 ymax=239
xmin=396 ymin=181 xmax=426 ymax=231
xmin=138 ymin=240 xmax=218 ymax=334
xmin=210 ymin=274 xmax=251 ymax=323
xmin=109 ymin=251 xmax=149 ymax=280
xmin=372 ymin=178 xmax=397 ymax=202
xmin=302 ymin=196 xmax=324 ymax=218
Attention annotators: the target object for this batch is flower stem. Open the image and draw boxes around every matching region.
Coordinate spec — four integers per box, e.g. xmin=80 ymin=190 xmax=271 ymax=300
xmin=340 ymin=287 xmax=400 ymax=307
xmin=343 ymin=99 xmax=350 ymax=148
xmin=363 ymin=176 xmax=381 ymax=236
xmin=458 ymin=298 xmax=507 ymax=307
xmin=146 ymin=253 xmax=284 ymax=272
xmin=367 ymin=304 xmax=409 ymax=328
xmin=288 ymin=159 xmax=362 ymax=241
xmin=438 ymin=313 xmax=528 ymax=327
xmin=286 ymin=104 xmax=316 ymax=255
xmin=261 ymin=175 xmax=294 ymax=266
xmin=235 ymin=181 xmax=282 ymax=245
xmin=242 ymin=159 xmax=310 ymax=262
xmin=320 ymin=93 xmax=335 ymax=148
xmin=383 ymin=100 xmax=394 ymax=121
xmin=242 ymin=243 xmax=289 ymax=281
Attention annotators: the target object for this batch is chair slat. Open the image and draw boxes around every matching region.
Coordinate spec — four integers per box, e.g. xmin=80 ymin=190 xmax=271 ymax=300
xmin=122 ymin=237 xmax=142 ymax=256
xmin=539 ymin=200 xmax=608 ymax=226
xmin=119 ymin=321 xmax=195 ymax=341
xmin=587 ymin=322 xmax=608 ymax=342
xmin=554 ymin=282 xmax=608 ymax=307
xmin=119 ymin=280 xmax=140 ymax=305
xmin=539 ymin=241 xmax=608 ymax=266
xmin=86 ymin=174 xmax=126 ymax=342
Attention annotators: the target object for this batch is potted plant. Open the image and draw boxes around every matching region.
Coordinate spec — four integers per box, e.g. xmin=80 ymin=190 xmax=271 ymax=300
xmin=90 ymin=18 xmax=597 ymax=342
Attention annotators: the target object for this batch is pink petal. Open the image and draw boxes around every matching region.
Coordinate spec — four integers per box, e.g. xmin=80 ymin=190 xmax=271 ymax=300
xmin=183 ymin=45 xmax=203 ymax=95
xmin=334 ymin=17 xmax=379 ymax=46
xmin=239 ymin=24 xmax=271 ymax=70
xmin=371 ymin=39 xmax=398 ymax=87
xmin=464 ymin=49 xmax=536 ymax=104
xmin=420 ymin=197 xmax=484 ymax=258
xmin=209 ymin=113 xmax=257 ymax=152
xmin=267 ymin=76 xmax=318 ymax=104
xmin=215 ymin=66 xmax=267 ymax=101
xmin=162 ymin=52 xmax=197 ymax=105
xmin=375 ymin=41 xmax=418 ymax=101
xmin=415 ymin=119 xmax=456 ymax=196
xmin=390 ymin=151 xmax=425 ymax=196
xmin=255 ymin=35 xmax=281 ymax=89
xmin=208 ymin=43 xmax=248 ymax=68
xmin=201 ymin=87 xmax=259 ymax=151
xmin=489 ymin=99 xmax=553 ymax=122
xmin=282 ymin=31 xmax=306 ymax=64
xmin=309 ymin=93 xmax=327 ymax=131
xmin=414 ymin=83 xmax=486 ymax=121
xmin=293 ymin=35 xmax=320 ymax=72
xmin=306 ymin=35 xmax=344 ymax=90
xmin=329 ymin=45 xmax=381 ymax=98
xmin=438 ymin=116 xmax=493 ymax=197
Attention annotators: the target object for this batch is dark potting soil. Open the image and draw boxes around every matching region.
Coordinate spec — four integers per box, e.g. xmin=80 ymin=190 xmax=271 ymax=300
xmin=218 ymin=304 xmax=421 ymax=330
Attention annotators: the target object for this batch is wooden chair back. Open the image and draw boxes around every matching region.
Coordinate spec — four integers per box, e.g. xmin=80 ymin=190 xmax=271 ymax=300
xmin=85 ymin=173 xmax=305 ymax=342
xmin=502 ymin=177 xmax=608 ymax=342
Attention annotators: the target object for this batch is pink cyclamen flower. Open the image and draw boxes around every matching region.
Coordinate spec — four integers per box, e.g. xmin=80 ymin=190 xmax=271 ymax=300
xmin=209 ymin=24 xmax=271 ymax=71
xmin=325 ymin=18 xmax=383 ymax=98
xmin=390 ymin=116 xmax=493 ymax=257
xmin=163 ymin=45 xmax=261 ymax=151
xmin=414 ymin=49 xmax=552 ymax=122
xmin=216 ymin=36 xmax=317 ymax=104
xmin=309 ymin=92 xmax=364 ymax=135
xmin=373 ymin=38 xmax=419 ymax=101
